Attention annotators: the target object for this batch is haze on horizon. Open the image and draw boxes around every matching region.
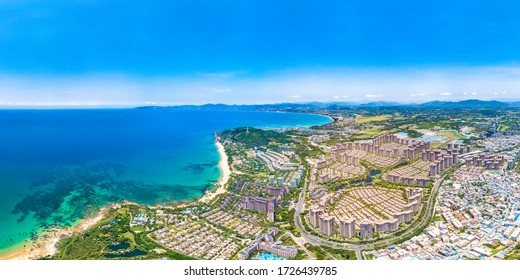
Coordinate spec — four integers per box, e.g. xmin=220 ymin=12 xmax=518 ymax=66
xmin=1 ymin=1 xmax=520 ymax=107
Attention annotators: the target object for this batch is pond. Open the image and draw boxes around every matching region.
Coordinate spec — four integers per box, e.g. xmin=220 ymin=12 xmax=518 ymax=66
xmin=107 ymin=242 xmax=130 ymax=251
xmin=338 ymin=169 xmax=382 ymax=190
xmin=104 ymin=249 xmax=148 ymax=259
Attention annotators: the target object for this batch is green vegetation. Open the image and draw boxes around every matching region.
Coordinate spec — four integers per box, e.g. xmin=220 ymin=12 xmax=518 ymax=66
xmin=304 ymin=243 xmax=356 ymax=260
xmin=48 ymin=207 xmax=195 ymax=260
xmin=356 ymin=115 xmax=390 ymax=123
xmin=275 ymin=208 xmax=295 ymax=224
xmin=440 ymin=130 xmax=464 ymax=140
xmin=400 ymin=128 xmax=424 ymax=138
xmin=43 ymin=105 xmax=519 ymax=261
xmin=293 ymin=137 xmax=325 ymax=159
xmin=433 ymin=215 xmax=445 ymax=222
xmin=483 ymin=243 xmax=505 ymax=255
xmin=505 ymin=243 xmax=520 ymax=260
xmin=219 ymin=127 xmax=291 ymax=149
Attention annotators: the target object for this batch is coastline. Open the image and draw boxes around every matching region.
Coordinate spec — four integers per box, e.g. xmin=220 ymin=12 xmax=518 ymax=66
xmin=0 ymin=206 xmax=110 ymax=260
xmin=198 ymin=138 xmax=231 ymax=203
xmin=0 ymin=137 xmax=232 ymax=260
xmin=0 ymin=111 xmax=322 ymax=260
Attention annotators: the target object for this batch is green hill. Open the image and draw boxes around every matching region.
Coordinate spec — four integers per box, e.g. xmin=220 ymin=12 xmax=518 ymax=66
xmin=218 ymin=127 xmax=291 ymax=148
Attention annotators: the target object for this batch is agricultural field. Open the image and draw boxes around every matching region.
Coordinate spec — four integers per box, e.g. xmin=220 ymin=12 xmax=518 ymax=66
xmin=356 ymin=115 xmax=390 ymax=123
xmin=440 ymin=130 xmax=465 ymax=140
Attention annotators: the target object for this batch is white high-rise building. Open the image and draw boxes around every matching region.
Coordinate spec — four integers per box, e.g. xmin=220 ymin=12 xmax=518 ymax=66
xmin=319 ymin=214 xmax=335 ymax=236
xmin=360 ymin=220 xmax=373 ymax=238
xmin=339 ymin=218 xmax=356 ymax=238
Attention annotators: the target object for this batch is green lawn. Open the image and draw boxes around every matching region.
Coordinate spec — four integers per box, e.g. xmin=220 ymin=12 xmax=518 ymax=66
xmin=356 ymin=115 xmax=390 ymax=123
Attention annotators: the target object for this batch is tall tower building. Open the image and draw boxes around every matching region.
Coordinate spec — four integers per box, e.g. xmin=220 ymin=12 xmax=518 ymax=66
xmin=359 ymin=220 xmax=373 ymax=238
xmin=339 ymin=218 xmax=356 ymax=238
xmin=319 ymin=214 xmax=335 ymax=236
xmin=308 ymin=206 xmax=323 ymax=227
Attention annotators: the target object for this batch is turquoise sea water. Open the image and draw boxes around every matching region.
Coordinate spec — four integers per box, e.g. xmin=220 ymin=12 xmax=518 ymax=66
xmin=0 ymin=109 xmax=330 ymax=255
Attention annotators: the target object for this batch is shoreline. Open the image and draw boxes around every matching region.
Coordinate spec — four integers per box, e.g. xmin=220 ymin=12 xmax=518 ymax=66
xmin=0 ymin=137 xmax=232 ymax=260
xmin=0 ymin=112 xmax=321 ymax=260
xmin=198 ymin=138 xmax=231 ymax=203
xmin=0 ymin=206 xmax=110 ymax=260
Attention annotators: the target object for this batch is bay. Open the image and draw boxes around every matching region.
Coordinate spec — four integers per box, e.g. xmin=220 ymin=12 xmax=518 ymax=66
xmin=0 ymin=109 xmax=330 ymax=254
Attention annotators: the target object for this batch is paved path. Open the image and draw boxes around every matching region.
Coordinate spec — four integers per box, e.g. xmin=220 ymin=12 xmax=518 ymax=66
xmin=283 ymin=232 xmax=314 ymax=259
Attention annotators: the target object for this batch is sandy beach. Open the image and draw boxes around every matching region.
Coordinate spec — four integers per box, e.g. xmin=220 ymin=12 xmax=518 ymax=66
xmin=1 ymin=207 xmax=110 ymax=260
xmin=0 ymin=138 xmax=232 ymax=260
xmin=198 ymin=139 xmax=231 ymax=203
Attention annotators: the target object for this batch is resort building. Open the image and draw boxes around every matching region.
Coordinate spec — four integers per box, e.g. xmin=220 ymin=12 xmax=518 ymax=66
xmin=244 ymin=196 xmax=277 ymax=223
xmin=237 ymin=228 xmax=298 ymax=260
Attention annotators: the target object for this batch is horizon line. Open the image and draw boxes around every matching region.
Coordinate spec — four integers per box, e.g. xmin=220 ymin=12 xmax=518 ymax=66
xmin=0 ymin=98 xmax=519 ymax=110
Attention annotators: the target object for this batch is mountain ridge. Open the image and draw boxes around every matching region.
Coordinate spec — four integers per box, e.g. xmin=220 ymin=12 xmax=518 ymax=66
xmin=136 ymin=99 xmax=516 ymax=110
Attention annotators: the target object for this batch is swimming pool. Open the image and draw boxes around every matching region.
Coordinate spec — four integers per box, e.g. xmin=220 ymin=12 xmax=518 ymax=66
xmin=257 ymin=252 xmax=287 ymax=260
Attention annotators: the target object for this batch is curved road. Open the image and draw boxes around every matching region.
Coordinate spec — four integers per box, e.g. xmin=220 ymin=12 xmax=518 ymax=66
xmin=294 ymin=163 xmax=446 ymax=260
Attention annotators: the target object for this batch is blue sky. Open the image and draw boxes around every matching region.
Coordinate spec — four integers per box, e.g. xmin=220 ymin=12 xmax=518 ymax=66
xmin=1 ymin=1 xmax=520 ymax=106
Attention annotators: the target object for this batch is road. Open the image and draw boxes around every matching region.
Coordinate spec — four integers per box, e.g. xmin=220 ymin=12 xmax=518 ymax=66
xmin=280 ymin=232 xmax=314 ymax=259
xmin=293 ymin=162 xmax=446 ymax=260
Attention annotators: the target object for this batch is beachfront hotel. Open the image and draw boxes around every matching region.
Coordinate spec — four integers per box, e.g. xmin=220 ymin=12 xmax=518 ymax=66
xmin=244 ymin=196 xmax=277 ymax=222
xmin=237 ymin=228 xmax=298 ymax=260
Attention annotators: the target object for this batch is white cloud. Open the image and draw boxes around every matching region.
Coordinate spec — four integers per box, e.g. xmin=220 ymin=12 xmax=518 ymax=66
xmin=365 ymin=94 xmax=384 ymax=98
xmin=2 ymin=66 xmax=520 ymax=106
xmin=471 ymin=92 xmax=478 ymax=95
xmin=214 ymin=88 xmax=232 ymax=93
xmin=332 ymin=95 xmax=340 ymax=99
xmin=463 ymin=92 xmax=468 ymax=95
xmin=202 ymin=87 xmax=232 ymax=93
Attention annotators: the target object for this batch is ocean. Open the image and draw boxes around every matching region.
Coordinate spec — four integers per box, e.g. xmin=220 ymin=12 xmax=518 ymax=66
xmin=0 ymin=109 xmax=330 ymax=255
